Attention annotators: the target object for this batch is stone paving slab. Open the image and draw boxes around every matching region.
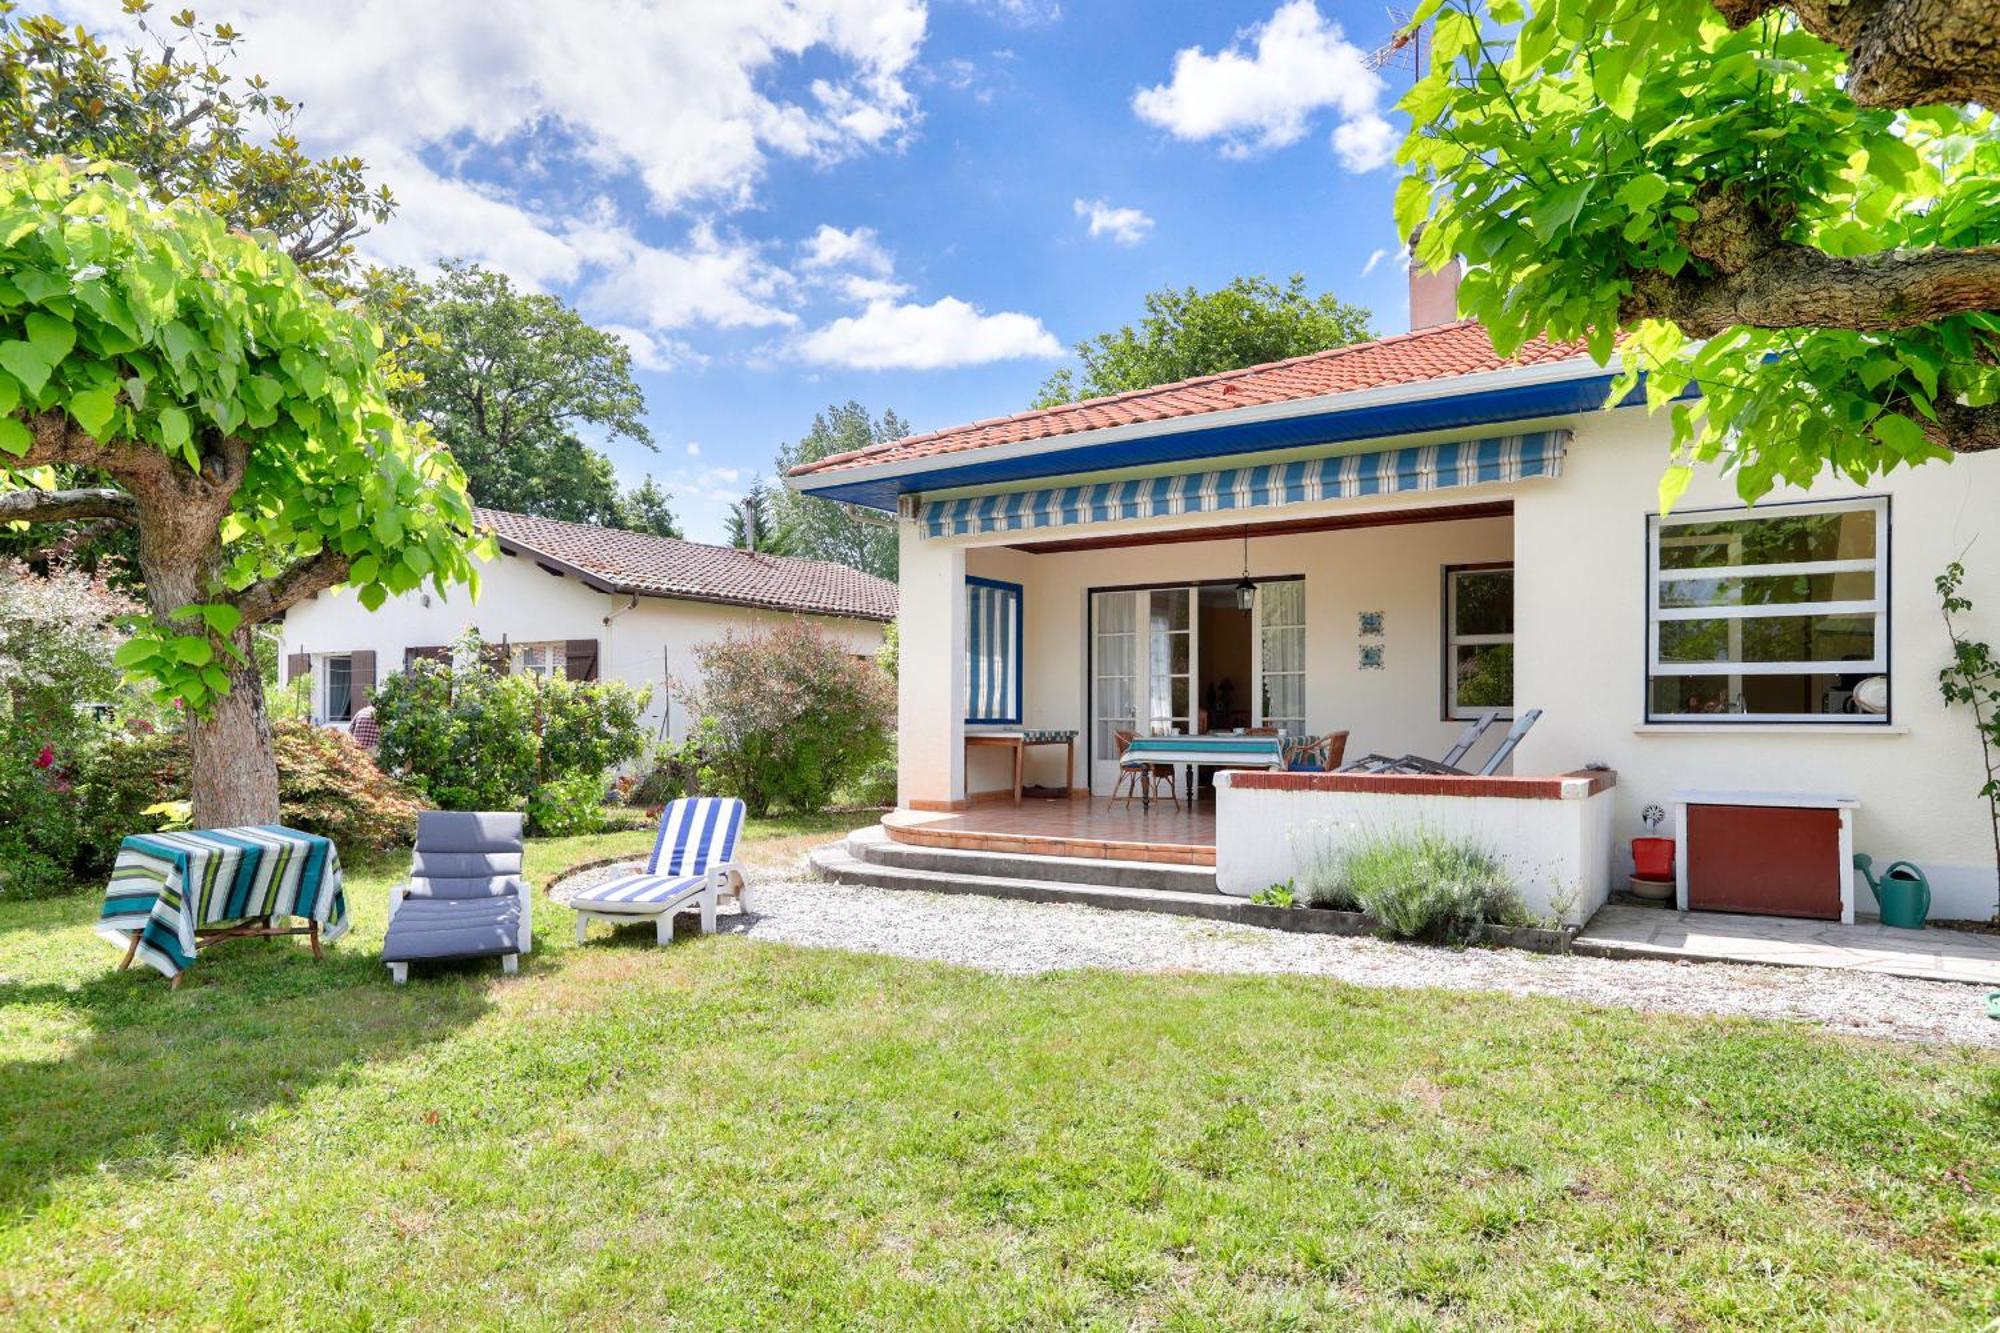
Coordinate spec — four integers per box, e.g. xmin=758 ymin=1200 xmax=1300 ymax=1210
xmin=1575 ymin=903 xmax=2000 ymax=986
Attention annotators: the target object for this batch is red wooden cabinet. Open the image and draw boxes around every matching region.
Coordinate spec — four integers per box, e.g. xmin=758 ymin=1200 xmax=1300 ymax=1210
xmin=1673 ymin=791 xmax=1857 ymax=922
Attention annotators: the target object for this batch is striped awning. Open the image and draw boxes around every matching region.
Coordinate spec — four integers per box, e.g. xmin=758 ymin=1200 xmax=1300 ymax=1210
xmin=918 ymin=429 xmax=1568 ymax=540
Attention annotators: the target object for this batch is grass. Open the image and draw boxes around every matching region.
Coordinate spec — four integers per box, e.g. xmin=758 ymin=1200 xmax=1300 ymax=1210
xmin=1 ymin=817 xmax=1997 ymax=1328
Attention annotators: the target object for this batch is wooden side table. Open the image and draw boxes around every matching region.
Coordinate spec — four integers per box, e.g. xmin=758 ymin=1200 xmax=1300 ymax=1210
xmin=965 ymin=730 xmax=1077 ymax=805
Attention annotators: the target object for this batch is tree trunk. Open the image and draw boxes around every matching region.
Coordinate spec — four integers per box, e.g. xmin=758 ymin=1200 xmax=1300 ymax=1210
xmin=188 ymin=626 xmax=282 ymax=829
xmin=132 ymin=482 xmax=282 ymax=829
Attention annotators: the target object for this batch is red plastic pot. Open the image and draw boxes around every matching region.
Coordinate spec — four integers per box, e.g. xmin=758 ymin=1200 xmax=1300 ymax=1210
xmin=1632 ymin=836 xmax=1675 ymax=882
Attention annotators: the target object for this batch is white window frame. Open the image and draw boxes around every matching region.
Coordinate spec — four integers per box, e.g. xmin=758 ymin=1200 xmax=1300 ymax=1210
xmin=512 ymin=641 xmax=568 ymax=679
xmin=1646 ymin=495 xmax=1889 ymax=724
xmin=1444 ymin=565 xmax=1514 ymax=721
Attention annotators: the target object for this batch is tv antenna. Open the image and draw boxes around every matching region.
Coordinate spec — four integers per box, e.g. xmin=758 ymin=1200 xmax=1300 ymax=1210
xmin=1366 ymin=6 xmax=1427 ymax=81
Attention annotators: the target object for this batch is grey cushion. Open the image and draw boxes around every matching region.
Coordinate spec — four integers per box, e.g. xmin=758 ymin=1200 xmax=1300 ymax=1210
xmin=408 ymin=812 xmax=526 ymax=900
xmin=409 ymin=873 xmax=526 ymax=901
xmin=415 ymin=811 xmax=524 ymax=855
xmin=383 ymin=895 xmax=521 ymax=962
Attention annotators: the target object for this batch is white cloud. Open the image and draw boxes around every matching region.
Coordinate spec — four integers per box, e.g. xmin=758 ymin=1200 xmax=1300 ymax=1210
xmin=1332 ymin=113 xmax=1398 ymax=172
xmin=569 ymin=221 xmax=799 ymax=331
xmin=1132 ymin=1 xmax=1385 ymax=163
xmin=686 ymin=442 xmax=703 ymax=457
xmin=799 ymin=297 xmax=1063 ymax=370
xmin=602 ymin=324 xmax=702 ymax=373
xmin=1361 ymin=247 xmax=1392 ymax=277
xmin=799 ymin=224 xmax=894 ymax=275
xmin=970 ymin=0 xmax=1063 ymax=24
xmin=1073 ymin=198 xmax=1154 ymax=246
xmin=838 ymin=274 xmax=916 ymax=302
xmin=116 ymin=0 xmax=929 ymax=215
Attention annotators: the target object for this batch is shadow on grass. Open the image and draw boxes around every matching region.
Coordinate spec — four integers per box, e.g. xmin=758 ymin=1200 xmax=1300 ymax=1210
xmin=0 ymin=930 xmax=493 ymax=1224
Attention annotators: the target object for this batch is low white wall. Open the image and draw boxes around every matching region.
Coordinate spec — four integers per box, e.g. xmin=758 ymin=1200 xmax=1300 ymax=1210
xmin=1214 ymin=773 xmax=1617 ymax=927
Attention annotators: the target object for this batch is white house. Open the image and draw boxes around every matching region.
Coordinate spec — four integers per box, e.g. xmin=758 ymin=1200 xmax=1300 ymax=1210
xmin=786 ymin=266 xmax=2000 ymax=928
xmin=279 ymin=508 xmax=896 ymax=744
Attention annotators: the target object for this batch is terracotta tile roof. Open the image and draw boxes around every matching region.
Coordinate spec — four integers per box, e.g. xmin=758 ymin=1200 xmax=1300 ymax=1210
xmin=478 ymin=509 xmax=897 ymax=622
xmin=789 ymin=320 xmax=1589 ymax=479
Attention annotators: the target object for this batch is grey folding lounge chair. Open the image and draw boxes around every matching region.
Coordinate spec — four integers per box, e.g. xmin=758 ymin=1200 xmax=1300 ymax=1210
xmin=1340 ymin=709 xmax=1500 ymax=774
xmin=382 ymin=811 xmax=532 ymax=984
xmin=1472 ymin=708 xmax=1542 ymax=775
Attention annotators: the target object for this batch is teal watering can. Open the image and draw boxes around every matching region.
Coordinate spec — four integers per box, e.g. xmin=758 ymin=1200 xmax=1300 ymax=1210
xmin=1852 ymin=854 xmax=1931 ymax=930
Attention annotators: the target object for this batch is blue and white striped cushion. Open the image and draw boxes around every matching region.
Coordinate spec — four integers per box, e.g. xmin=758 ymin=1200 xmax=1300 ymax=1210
xmin=573 ymin=873 xmax=706 ymax=914
xmin=646 ymin=797 xmax=745 ymax=877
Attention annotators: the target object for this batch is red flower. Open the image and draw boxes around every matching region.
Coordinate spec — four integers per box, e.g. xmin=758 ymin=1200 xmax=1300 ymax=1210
xmin=33 ymin=745 xmax=54 ymax=769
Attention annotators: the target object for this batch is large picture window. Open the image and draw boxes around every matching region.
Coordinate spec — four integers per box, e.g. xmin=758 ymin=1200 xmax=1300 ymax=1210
xmin=1647 ymin=497 xmax=1888 ymax=722
xmin=1444 ymin=565 xmax=1513 ymax=719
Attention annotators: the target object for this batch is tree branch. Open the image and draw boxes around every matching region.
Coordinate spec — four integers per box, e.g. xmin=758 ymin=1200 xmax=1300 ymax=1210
xmin=1923 ymin=397 xmax=2000 ymax=454
xmin=0 ymin=485 xmax=137 ymax=524
xmin=1622 ymin=241 xmax=2000 ymax=336
xmin=1710 ymin=0 xmax=2000 ymax=109
xmin=231 ymin=547 xmax=353 ymax=625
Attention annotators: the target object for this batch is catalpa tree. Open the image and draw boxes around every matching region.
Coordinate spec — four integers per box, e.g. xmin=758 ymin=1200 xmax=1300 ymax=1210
xmin=1394 ymin=0 xmax=1999 ymax=507
xmin=0 ymin=158 xmax=483 ymax=826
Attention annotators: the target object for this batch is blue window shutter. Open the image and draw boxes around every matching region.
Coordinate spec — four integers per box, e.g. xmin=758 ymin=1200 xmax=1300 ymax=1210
xmin=965 ymin=577 xmax=1023 ymax=724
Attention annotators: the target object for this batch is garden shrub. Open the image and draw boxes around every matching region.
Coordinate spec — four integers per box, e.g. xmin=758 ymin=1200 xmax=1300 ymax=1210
xmin=372 ymin=631 xmax=646 ymax=820
xmin=676 ymin=619 xmax=894 ymax=818
xmin=527 ymin=772 xmax=610 ymax=837
xmin=1336 ymin=829 xmax=1524 ymax=943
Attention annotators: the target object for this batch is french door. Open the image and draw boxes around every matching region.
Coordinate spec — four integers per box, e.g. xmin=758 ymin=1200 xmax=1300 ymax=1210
xmin=1090 ymin=587 xmax=1195 ymax=793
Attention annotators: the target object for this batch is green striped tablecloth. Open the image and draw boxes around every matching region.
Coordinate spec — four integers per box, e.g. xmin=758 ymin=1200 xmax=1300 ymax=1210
xmin=1119 ymin=735 xmax=1286 ymax=769
xmin=95 ymin=826 xmax=346 ymax=980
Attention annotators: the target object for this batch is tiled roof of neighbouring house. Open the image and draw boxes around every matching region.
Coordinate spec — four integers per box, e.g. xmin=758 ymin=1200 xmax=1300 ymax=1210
xmin=787 ymin=320 xmax=1590 ymax=479
xmin=477 ymin=508 xmax=897 ymax=622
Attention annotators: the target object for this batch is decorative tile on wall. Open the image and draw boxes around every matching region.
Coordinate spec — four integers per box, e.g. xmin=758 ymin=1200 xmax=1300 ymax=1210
xmin=1359 ymin=643 xmax=1385 ymax=670
xmin=1358 ymin=610 xmax=1384 ymax=636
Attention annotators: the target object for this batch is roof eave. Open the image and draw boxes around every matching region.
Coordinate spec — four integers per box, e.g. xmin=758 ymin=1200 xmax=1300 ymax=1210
xmin=786 ymin=353 xmax=1611 ymax=495
xmin=493 ymin=537 xmax=894 ymax=623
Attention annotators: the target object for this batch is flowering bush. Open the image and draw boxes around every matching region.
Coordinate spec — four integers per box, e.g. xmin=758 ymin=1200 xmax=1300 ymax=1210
xmin=372 ymin=631 xmax=647 ymax=829
xmin=675 ymin=619 xmax=894 ymax=817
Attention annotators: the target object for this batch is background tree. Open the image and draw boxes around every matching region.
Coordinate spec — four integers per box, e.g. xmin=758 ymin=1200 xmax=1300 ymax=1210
xmin=1031 ymin=275 xmax=1374 ymax=408
xmin=766 ymin=402 xmax=905 ymax=578
xmin=1396 ymin=0 xmax=2000 ymax=507
xmin=726 ymin=481 xmax=797 ymax=555
xmin=0 ymin=4 xmax=391 ymax=283
xmin=0 ymin=160 xmax=481 ymax=826
xmin=613 ymin=475 xmax=682 ymax=539
xmin=370 ymin=261 xmax=672 ymax=529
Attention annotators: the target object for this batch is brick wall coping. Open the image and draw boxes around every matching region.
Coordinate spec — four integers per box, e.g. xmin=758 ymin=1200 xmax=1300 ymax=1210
xmin=1222 ymin=769 xmax=1616 ymax=801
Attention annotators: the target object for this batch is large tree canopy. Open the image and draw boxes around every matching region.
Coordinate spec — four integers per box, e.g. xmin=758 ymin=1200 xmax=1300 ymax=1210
xmin=1397 ymin=0 xmax=1999 ymax=507
xmin=768 ymin=403 xmax=905 ymax=579
xmin=0 ymin=159 xmax=480 ymax=824
xmin=1032 ymin=275 xmax=1374 ymax=408
xmin=0 ymin=5 xmax=391 ymax=283
xmin=372 ymin=262 xmax=672 ymax=530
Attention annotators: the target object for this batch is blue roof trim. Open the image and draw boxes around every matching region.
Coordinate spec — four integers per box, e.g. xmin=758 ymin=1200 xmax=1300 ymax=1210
xmin=803 ymin=370 xmax=1632 ymax=512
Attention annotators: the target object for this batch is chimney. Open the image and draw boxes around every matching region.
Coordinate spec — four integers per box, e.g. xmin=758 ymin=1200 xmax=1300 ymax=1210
xmin=1406 ymin=225 xmax=1462 ymax=330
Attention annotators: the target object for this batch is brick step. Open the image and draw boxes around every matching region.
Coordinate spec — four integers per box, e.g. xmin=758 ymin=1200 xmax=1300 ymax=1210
xmin=848 ymin=824 xmax=1218 ymax=894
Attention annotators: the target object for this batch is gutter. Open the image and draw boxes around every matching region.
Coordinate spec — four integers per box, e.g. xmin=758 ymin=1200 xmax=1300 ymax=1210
xmin=786 ymin=353 xmax=1610 ymax=494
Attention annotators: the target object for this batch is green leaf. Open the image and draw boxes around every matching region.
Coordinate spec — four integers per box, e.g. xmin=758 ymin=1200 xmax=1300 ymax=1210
xmin=172 ymin=635 xmax=214 ymax=666
xmin=1657 ymin=465 xmax=1694 ymax=515
xmin=23 ymin=310 xmax=74 ymax=364
xmin=69 ymin=384 xmax=119 ymax=438
xmin=0 ymin=416 xmax=28 ymax=457
xmin=113 ymin=637 xmax=157 ymax=668
xmin=157 ymin=406 xmax=191 ymax=450
xmin=198 ymin=603 xmax=243 ymax=636
xmin=0 ymin=340 xmax=50 ymax=395
xmin=1871 ymin=412 xmax=1929 ymax=457
xmin=357 ymin=583 xmax=387 ymax=612
xmin=1615 ymin=173 xmax=1670 ymax=214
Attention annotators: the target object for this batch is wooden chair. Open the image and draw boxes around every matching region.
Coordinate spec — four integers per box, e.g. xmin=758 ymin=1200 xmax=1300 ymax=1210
xmin=1285 ymin=730 xmax=1350 ymax=771
xmin=1110 ymin=729 xmax=1179 ymax=809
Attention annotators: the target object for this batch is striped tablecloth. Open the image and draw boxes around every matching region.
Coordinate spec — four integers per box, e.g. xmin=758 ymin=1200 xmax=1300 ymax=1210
xmin=1119 ymin=735 xmax=1286 ymax=769
xmin=96 ymin=826 xmax=347 ymax=980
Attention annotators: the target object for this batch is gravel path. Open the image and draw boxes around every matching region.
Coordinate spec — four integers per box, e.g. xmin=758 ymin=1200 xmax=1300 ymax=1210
xmin=552 ymin=861 xmax=2000 ymax=1050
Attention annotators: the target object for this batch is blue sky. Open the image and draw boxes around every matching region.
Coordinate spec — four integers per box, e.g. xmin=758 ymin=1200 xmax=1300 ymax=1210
xmin=68 ymin=0 xmax=1423 ymax=540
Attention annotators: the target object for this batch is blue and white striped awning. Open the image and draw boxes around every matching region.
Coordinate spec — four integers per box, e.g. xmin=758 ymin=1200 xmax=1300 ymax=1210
xmin=918 ymin=429 xmax=1568 ymax=539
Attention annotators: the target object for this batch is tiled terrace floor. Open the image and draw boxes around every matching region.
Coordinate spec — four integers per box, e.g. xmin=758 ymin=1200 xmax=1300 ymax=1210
xmin=1576 ymin=903 xmax=2000 ymax=986
xmin=883 ymin=799 xmax=1217 ymax=866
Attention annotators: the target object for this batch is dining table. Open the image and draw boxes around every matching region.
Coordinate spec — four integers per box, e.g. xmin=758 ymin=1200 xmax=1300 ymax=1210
xmin=95 ymin=825 xmax=347 ymax=986
xmin=1118 ymin=733 xmax=1287 ymax=811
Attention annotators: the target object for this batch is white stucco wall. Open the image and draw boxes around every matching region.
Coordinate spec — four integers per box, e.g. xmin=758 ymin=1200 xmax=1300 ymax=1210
xmin=1214 ymin=773 xmax=1618 ymax=926
xmin=280 ymin=547 xmax=889 ymax=744
xmin=1513 ymin=408 xmax=2000 ymax=921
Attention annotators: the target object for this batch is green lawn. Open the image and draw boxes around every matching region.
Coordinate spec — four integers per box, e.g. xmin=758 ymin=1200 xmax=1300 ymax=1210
xmin=1 ymin=821 xmax=1996 ymax=1329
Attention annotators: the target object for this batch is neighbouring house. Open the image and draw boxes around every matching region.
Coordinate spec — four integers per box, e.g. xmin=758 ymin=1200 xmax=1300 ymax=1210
xmin=278 ymin=508 xmax=897 ymax=745
xmin=786 ymin=261 xmax=2000 ymax=928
